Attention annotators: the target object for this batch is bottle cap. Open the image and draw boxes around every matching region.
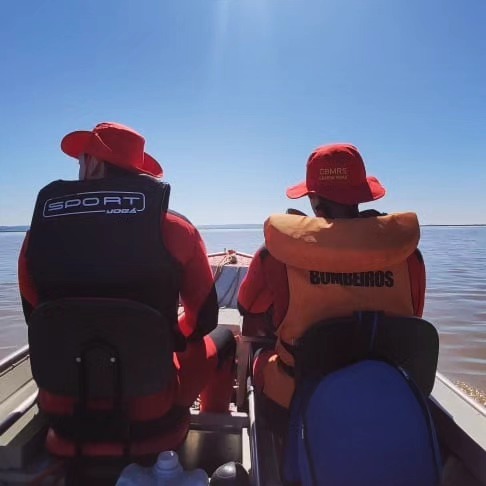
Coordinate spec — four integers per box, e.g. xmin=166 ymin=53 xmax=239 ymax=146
xmin=155 ymin=451 xmax=181 ymax=473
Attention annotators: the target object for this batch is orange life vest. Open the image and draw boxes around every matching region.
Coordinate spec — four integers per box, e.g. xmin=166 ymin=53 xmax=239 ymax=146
xmin=261 ymin=212 xmax=420 ymax=408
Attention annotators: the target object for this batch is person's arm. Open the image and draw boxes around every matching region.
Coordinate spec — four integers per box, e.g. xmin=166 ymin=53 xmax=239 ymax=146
xmin=238 ymin=247 xmax=273 ymax=316
xmin=238 ymin=246 xmax=291 ymax=337
xmin=162 ymin=211 xmax=218 ymax=340
xmin=407 ymin=249 xmax=426 ymax=317
xmin=18 ymin=231 xmax=39 ymax=322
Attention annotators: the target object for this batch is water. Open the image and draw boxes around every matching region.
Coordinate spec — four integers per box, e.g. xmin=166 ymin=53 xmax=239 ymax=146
xmin=0 ymin=233 xmax=28 ymax=358
xmin=1 ymin=227 xmax=485 ymax=399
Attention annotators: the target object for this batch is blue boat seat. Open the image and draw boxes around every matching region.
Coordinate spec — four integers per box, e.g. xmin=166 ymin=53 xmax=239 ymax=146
xmin=280 ymin=312 xmax=442 ymax=485
xmin=284 ymin=359 xmax=442 ymax=485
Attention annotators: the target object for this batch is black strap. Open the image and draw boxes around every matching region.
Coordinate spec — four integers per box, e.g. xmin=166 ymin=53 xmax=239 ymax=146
xmin=277 ymin=356 xmax=295 ymax=378
xmin=72 ymin=339 xmax=130 ymax=454
xmin=280 ymin=339 xmax=298 ymax=357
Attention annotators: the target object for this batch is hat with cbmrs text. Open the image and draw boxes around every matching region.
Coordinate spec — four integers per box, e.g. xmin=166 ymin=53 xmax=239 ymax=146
xmin=286 ymin=143 xmax=385 ymax=205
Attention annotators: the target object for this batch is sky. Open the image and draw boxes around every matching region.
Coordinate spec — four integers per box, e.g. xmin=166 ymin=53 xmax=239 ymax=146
xmin=0 ymin=0 xmax=485 ymax=226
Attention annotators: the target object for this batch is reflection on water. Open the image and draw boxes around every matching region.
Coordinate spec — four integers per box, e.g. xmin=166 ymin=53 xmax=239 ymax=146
xmin=1 ymin=227 xmax=485 ymax=402
xmin=420 ymin=226 xmax=486 ymax=393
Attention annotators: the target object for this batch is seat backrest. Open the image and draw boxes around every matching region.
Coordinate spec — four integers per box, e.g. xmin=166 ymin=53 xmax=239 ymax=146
xmin=294 ymin=312 xmax=439 ymax=396
xmin=284 ymin=360 xmax=442 ymax=486
xmin=28 ymin=298 xmax=175 ymax=400
xmin=283 ymin=312 xmax=441 ymax=485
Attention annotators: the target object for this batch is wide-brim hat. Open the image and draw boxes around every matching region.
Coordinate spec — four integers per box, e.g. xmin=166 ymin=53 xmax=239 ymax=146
xmin=286 ymin=143 xmax=385 ymax=205
xmin=61 ymin=122 xmax=163 ymax=178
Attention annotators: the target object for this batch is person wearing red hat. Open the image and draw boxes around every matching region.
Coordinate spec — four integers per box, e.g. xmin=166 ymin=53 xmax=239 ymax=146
xmin=238 ymin=143 xmax=425 ymax=427
xmin=18 ymin=122 xmax=236 ymax=456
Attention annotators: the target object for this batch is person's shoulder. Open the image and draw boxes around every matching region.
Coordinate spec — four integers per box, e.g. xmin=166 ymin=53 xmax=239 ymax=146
xmin=163 ymin=210 xmax=199 ymax=235
xmin=411 ymin=247 xmax=424 ymax=263
xmin=254 ymin=244 xmax=270 ymax=260
xmin=254 ymin=245 xmax=283 ymax=268
xmin=162 ymin=211 xmax=204 ymax=263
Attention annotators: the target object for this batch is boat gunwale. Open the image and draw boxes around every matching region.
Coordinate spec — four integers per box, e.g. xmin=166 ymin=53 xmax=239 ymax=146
xmin=0 ymin=345 xmax=29 ymax=374
xmin=208 ymin=250 xmax=254 ymax=259
xmin=433 ymin=372 xmax=486 ymax=417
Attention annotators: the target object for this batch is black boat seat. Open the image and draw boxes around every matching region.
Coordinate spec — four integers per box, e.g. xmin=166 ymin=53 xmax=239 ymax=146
xmin=293 ymin=311 xmax=439 ymax=396
xmin=28 ymin=298 xmax=189 ymax=458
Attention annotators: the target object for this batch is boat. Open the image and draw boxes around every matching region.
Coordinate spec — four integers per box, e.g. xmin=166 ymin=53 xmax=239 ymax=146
xmin=0 ymin=249 xmax=485 ymax=485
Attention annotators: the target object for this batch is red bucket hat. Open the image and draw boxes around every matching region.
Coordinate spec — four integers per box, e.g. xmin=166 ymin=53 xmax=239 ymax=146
xmin=286 ymin=143 xmax=385 ymax=205
xmin=61 ymin=122 xmax=163 ymax=178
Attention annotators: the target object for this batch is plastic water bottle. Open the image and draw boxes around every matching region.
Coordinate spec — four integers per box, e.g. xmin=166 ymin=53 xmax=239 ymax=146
xmin=116 ymin=450 xmax=209 ymax=485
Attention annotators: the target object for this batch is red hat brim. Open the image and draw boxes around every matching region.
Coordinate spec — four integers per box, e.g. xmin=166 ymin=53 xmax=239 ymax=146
xmin=286 ymin=181 xmax=309 ymax=199
xmin=61 ymin=130 xmax=163 ymax=178
xmin=286 ymin=176 xmax=386 ymax=205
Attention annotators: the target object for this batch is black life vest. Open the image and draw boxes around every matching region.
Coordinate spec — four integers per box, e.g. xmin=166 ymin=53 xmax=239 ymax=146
xmin=27 ymin=176 xmax=182 ymax=326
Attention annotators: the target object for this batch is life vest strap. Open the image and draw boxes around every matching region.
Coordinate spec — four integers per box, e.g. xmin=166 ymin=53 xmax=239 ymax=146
xmin=277 ymin=356 xmax=295 ymax=378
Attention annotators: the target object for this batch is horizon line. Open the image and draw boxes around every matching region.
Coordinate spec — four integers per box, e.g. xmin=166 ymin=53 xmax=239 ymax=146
xmin=1 ymin=223 xmax=486 ymax=232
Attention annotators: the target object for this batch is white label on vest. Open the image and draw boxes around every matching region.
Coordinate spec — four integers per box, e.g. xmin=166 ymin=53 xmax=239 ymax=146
xmin=43 ymin=191 xmax=146 ymax=218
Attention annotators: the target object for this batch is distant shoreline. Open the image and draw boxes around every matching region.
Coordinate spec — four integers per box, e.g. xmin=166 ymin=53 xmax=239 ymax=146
xmin=0 ymin=227 xmax=30 ymax=232
xmin=0 ymin=224 xmax=264 ymax=233
xmin=421 ymin=224 xmax=486 ymax=227
xmin=1 ymin=223 xmax=486 ymax=233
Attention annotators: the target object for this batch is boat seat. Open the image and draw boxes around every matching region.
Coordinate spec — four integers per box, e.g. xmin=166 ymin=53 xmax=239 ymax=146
xmin=283 ymin=359 xmax=442 ymax=485
xmin=293 ymin=311 xmax=439 ymax=396
xmin=28 ymin=298 xmax=189 ymax=458
xmin=247 ymin=312 xmax=441 ymax=485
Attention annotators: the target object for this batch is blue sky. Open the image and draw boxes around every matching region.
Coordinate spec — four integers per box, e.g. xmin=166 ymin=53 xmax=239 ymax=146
xmin=0 ymin=0 xmax=485 ymax=226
